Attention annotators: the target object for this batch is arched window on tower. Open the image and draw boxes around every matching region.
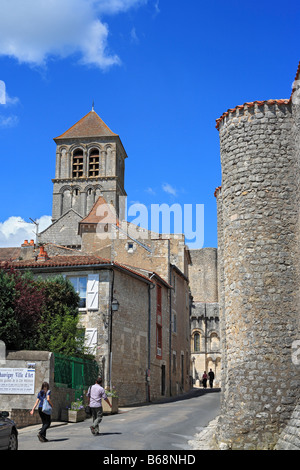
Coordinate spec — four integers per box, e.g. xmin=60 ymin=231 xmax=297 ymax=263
xmin=73 ymin=149 xmax=84 ymax=178
xmin=210 ymin=333 xmax=220 ymax=352
xmin=89 ymin=148 xmax=100 ymax=177
xmin=194 ymin=332 xmax=200 ymax=352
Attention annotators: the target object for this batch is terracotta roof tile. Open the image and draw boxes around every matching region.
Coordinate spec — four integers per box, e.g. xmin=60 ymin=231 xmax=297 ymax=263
xmin=54 ymin=110 xmax=118 ymax=140
xmin=79 ymin=196 xmax=117 ymax=226
xmin=1 ymin=254 xmax=109 ymax=269
xmin=215 ymin=99 xmax=290 ymax=130
xmin=0 ymin=247 xmax=21 ymax=261
xmin=214 ymin=186 xmax=222 ymax=198
xmin=1 ymin=253 xmax=154 ymax=285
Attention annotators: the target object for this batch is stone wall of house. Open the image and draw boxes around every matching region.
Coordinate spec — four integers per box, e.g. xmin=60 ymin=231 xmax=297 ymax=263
xmin=215 ymin=98 xmax=300 ymax=450
xmin=0 ymin=343 xmax=76 ymax=428
xmin=110 ymin=269 xmax=151 ymax=405
xmin=38 ymin=209 xmax=83 ymax=247
xmin=169 ymin=267 xmax=191 ymax=397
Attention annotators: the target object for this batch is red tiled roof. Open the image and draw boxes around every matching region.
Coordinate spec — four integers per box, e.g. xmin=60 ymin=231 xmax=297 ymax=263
xmin=214 ymin=186 xmax=222 ymax=198
xmin=54 ymin=110 xmax=118 ymax=140
xmin=79 ymin=196 xmax=117 ymax=225
xmin=1 ymin=254 xmax=108 ymax=269
xmin=0 ymin=247 xmax=21 ymax=261
xmin=215 ymin=99 xmax=290 ymax=130
xmin=1 ymin=253 xmax=154 ymax=285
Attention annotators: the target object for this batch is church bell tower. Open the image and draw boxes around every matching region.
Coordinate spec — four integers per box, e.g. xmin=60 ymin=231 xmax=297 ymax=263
xmin=51 ymin=108 xmax=127 ymax=222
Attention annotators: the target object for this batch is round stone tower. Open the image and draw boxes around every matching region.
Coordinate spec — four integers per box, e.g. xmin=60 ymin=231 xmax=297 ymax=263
xmin=215 ymin=73 xmax=300 ymax=449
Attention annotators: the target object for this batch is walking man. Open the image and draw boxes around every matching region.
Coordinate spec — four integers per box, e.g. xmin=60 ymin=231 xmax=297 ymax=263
xmin=87 ymin=377 xmax=112 ymax=435
xmin=208 ymin=368 xmax=215 ymax=389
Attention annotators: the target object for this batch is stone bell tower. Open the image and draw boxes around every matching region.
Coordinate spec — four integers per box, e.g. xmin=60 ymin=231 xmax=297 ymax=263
xmin=51 ymin=107 xmax=127 ymax=222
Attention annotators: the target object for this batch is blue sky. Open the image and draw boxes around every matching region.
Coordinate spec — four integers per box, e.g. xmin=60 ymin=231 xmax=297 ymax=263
xmin=0 ymin=0 xmax=299 ymax=249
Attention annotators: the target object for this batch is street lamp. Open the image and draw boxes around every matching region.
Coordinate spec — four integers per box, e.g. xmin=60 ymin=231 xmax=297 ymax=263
xmin=111 ymin=299 xmax=119 ymax=312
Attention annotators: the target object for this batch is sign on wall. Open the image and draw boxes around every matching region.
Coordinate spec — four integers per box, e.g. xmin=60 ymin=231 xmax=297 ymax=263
xmin=0 ymin=368 xmax=35 ymax=394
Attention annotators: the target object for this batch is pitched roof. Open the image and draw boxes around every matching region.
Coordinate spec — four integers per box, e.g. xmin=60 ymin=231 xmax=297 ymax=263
xmin=0 ymin=247 xmax=21 ymax=261
xmin=1 ymin=252 xmax=154 ymax=285
xmin=54 ymin=110 xmax=118 ymax=140
xmin=79 ymin=196 xmax=117 ymax=226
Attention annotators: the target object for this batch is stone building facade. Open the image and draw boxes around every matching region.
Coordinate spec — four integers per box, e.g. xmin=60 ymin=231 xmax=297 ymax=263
xmin=214 ymin=62 xmax=300 ymax=450
xmin=1 ymin=109 xmax=192 ymax=406
xmin=2 ymin=247 xmax=177 ymax=406
xmin=189 ymin=248 xmax=221 ymax=387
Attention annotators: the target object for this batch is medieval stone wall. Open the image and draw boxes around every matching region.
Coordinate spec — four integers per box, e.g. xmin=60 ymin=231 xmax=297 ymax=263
xmin=216 ymin=99 xmax=300 ymax=449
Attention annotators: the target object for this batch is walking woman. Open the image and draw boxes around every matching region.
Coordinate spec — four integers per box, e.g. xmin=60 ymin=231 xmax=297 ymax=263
xmin=202 ymin=371 xmax=208 ymax=389
xmin=30 ymin=381 xmax=53 ymax=442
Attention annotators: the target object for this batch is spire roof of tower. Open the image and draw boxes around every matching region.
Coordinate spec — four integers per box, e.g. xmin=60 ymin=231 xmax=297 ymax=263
xmin=54 ymin=109 xmax=118 ymax=141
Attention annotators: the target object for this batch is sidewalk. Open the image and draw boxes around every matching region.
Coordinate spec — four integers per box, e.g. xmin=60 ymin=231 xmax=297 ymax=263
xmin=188 ymin=416 xmax=220 ymax=450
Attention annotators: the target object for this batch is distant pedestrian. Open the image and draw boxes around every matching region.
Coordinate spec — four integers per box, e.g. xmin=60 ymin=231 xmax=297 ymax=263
xmin=208 ymin=369 xmax=215 ymax=389
xmin=87 ymin=377 xmax=112 ymax=435
xmin=202 ymin=371 xmax=208 ymax=389
xmin=30 ymin=381 xmax=53 ymax=442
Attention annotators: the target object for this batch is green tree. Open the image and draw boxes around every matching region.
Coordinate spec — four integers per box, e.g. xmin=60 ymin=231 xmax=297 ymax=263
xmin=0 ymin=269 xmax=18 ymax=349
xmin=0 ymin=269 xmax=88 ymax=357
xmin=35 ymin=276 xmax=86 ymax=357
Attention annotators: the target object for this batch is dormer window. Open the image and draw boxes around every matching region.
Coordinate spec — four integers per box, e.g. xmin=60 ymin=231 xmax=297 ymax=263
xmin=73 ymin=149 xmax=84 ymax=178
xmin=89 ymin=148 xmax=100 ymax=177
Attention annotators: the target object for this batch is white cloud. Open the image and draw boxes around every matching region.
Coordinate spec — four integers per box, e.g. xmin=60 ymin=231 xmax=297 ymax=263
xmin=0 ymin=0 xmax=146 ymax=70
xmin=0 ymin=215 xmax=52 ymax=247
xmin=96 ymin=0 xmax=147 ymax=15
xmin=0 ymin=115 xmax=19 ymax=128
xmin=145 ymin=187 xmax=156 ymax=195
xmin=0 ymin=82 xmax=20 ymax=128
xmin=162 ymin=183 xmax=177 ymax=197
xmin=130 ymin=27 xmax=139 ymax=44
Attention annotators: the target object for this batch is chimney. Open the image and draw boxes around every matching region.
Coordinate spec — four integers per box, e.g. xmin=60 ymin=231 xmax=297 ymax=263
xmin=20 ymin=240 xmax=36 ymax=260
xmin=37 ymin=246 xmax=49 ymax=262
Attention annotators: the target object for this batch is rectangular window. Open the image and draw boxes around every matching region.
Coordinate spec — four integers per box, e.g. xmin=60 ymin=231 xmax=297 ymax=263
xmin=172 ymin=312 xmax=177 ymax=333
xmin=156 ymin=326 xmax=162 ymax=358
xmin=68 ymin=276 xmax=87 ymax=309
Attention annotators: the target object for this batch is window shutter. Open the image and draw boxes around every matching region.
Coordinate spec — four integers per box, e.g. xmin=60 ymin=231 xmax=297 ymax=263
xmin=85 ymin=328 xmax=98 ymax=354
xmin=87 ymin=274 xmax=99 ymax=310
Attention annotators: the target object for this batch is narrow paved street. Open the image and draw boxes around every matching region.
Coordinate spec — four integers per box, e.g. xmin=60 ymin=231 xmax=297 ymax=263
xmin=18 ymin=389 xmax=220 ymax=451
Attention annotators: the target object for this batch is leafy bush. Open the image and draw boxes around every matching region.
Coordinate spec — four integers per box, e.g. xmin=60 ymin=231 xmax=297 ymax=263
xmin=0 ymin=267 xmax=87 ymax=357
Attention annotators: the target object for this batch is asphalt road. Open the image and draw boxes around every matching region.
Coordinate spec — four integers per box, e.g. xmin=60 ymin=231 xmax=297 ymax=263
xmin=18 ymin=389 xmax=220 ymax=451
